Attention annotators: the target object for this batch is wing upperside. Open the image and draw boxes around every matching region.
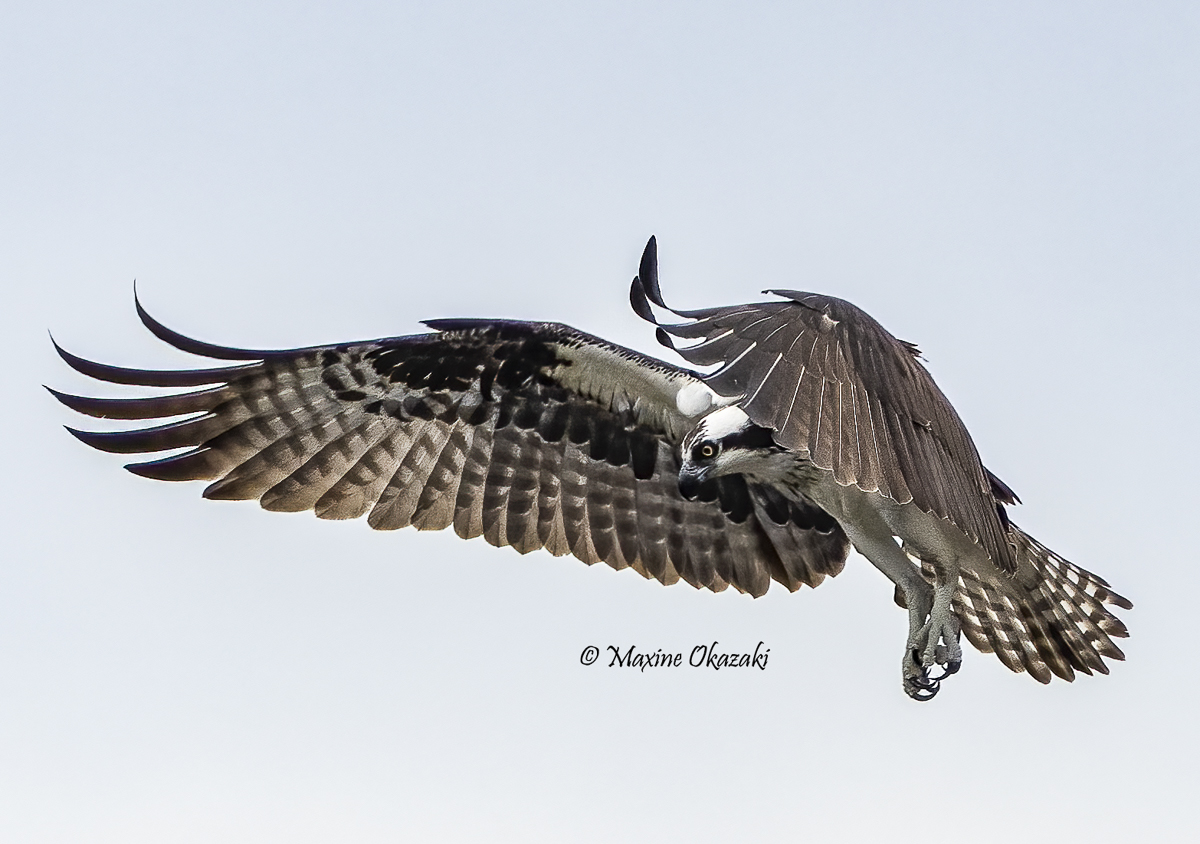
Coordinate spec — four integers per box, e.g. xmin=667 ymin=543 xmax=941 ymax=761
xmin=627 ymin=236 xmax=1015 ymax=572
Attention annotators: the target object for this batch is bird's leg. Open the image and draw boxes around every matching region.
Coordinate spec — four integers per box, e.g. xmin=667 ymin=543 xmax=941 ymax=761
xmin=837 ymin=519 xmax=941 ymax=700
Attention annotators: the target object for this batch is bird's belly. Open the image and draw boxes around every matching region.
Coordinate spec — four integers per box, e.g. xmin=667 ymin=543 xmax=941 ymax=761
xmin=792 ymin=469 xmax=986 ymax=567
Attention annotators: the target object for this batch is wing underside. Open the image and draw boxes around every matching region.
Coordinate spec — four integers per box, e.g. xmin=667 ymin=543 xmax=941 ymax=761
xmin=52 ymin=300 xmax=850 ymax=597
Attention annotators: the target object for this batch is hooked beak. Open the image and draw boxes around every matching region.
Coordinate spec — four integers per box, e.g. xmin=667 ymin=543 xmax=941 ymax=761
xmin=678 ymin=467 xmax=706 ymax=500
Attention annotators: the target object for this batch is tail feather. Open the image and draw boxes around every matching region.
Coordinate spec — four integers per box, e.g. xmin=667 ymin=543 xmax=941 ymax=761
xmin=926 ymin=522 xmax=1131 ymax=683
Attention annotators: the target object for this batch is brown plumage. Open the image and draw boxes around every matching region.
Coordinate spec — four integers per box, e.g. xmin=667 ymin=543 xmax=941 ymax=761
xmin=51 ymin=299 xmax=849 ymax=599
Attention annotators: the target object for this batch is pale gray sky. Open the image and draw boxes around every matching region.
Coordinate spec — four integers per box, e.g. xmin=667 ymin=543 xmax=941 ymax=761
xmin=3 ymin=2 xmax=1198 ymax=841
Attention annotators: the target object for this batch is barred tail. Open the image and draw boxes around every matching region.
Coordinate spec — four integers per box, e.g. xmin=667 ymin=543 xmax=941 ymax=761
xmin=931 ymin=523 xmax=1132 ymax=683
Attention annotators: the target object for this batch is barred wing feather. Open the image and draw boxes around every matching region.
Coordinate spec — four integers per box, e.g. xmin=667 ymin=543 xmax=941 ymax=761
xmin=52 ymin=298 xmax=849 ymax=597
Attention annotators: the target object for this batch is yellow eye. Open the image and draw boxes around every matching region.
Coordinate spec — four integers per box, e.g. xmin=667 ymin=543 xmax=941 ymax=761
xmin=699 ymin=443 xmax=717 ymax=459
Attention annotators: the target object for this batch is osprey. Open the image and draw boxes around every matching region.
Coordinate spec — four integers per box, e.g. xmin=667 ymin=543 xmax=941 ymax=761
xmin=51 ymin=237 xmax=1130 ymax=699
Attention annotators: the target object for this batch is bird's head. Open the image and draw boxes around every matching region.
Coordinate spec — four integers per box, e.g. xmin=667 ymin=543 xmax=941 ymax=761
xmin=678 ymin=406 xmax=782 ymax=499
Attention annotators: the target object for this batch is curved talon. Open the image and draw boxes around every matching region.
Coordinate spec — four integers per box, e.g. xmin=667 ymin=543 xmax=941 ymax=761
xmin=904 ymin=676 xmax=940 ymax=701
xmin=928 ymin=660 xmax=961 ymax=682
xmin=903 ymin=650 xmax=941 ymax=701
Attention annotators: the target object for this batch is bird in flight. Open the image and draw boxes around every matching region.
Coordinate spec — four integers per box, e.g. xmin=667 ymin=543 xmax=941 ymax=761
xmin=51 ymin=237 xmax=1130 ymax=699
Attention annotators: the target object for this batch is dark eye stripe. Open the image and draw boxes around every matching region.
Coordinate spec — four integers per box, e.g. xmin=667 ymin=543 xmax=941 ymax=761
xmin=721 ymin=425 xmax=777 ymax=452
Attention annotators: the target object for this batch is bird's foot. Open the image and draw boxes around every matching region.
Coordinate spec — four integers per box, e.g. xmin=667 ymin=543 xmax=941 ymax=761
xmin=902 ymin=610 xmax=962 ymax=702
xmin=903 ymin=651 xmax=941 ymax=701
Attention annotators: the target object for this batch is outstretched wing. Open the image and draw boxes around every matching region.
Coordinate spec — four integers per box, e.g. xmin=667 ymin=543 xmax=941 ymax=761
xmin=631 ymin=237 xmax=1016 ymax=574
xmin=51 ymin=297 xmax=849 ymax=596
